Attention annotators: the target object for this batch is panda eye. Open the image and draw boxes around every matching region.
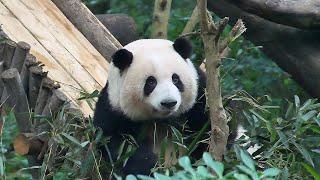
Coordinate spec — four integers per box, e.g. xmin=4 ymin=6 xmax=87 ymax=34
xmin=172 ymin=73 xmax=180 ymax=84
xmin=146 ymin=76 xmax=157 ymax=86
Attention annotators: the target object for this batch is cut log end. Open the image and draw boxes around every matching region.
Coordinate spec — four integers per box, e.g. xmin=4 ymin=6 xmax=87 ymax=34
xmin=17 ymin=41 xmax=31 ymax=51
xmin=13 ymin=134 xmax=43 ymax=156
xmin=13 ymin=134 xmax=30 ymax=155
xmin=1 ymin=68 xmax=19 ymax=79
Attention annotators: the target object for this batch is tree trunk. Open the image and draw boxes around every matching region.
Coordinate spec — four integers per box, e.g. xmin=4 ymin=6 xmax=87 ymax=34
xmin=151 ymin=0 xmax=172 ymax=39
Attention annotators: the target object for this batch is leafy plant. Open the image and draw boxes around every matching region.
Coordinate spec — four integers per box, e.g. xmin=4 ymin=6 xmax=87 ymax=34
xmin=238 ymin=95 xmax=320 ymax=179
xmin=125 ymin=149 xmax=280 ymax=180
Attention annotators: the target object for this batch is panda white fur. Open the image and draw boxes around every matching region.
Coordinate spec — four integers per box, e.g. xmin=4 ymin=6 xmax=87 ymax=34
xmin=93 ymin=38 xmax=208 ymax=176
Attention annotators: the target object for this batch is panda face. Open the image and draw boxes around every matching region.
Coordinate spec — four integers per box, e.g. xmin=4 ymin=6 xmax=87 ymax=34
xmin=107 ymin=38 xmax=198 ymax=121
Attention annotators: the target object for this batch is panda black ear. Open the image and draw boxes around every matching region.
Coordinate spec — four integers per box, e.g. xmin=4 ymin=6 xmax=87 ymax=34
xmin=112 ymin=49 xmax=133 ymax=71
xmin=173 ymin=37 xmax=192 ymax=59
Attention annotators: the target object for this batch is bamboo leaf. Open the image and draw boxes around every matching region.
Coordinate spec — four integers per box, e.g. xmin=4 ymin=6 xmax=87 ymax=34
xmin=240 ymin=149 xmax=255 ymax=171
xmin=302 ymin=163 xmax=320 ymax=180
xmin=203 ymin=152 xmax=224 ymax=178
xmin=261 ymin=168 xmax=281 ymax=178
xmin=292 ymin=141 xmax=314 ymax=167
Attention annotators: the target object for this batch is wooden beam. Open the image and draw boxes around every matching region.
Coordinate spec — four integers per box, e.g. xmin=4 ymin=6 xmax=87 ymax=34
xmin=52 ymin=0 xmax=122 ymax=61
xmin=0 ymin=2 xmax=92 ymax=116
xmin=1 ymin=0 xmax=101 ymax=93
xmin=21 ymin=0 xmax=109 ymax=86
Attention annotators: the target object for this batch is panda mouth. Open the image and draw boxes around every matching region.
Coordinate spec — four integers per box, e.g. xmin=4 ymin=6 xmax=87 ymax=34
xmin=152 ymin=108 xmax=174 ymax=116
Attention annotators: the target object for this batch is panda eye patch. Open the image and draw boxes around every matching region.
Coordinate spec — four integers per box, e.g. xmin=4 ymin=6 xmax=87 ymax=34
xmin=146 ymin=76 xmax=157 ymax=86
xmin=144 ymin=76 xmax=157 ymax=96
xmin=172 ymin=73 xmax=180 ymax=84
xmin=172 ymin=73 xmax=184 ymax=92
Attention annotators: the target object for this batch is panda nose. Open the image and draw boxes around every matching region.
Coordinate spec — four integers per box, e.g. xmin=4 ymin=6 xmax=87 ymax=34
xmin=161 ymin=100 xmax=177 ymax=109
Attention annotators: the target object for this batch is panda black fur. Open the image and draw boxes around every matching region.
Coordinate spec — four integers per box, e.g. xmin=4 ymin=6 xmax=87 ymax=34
xmin=93 ymin=38 xmax=208 ymax=176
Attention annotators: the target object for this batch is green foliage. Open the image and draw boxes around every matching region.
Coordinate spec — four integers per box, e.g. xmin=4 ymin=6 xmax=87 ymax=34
xmin=0 ymin=109 xmax=32 ymax=179
xmin=126 ymin=150 xmax=280 ymax=180
xmin=237 ymin=95 xmax=320 ymax=179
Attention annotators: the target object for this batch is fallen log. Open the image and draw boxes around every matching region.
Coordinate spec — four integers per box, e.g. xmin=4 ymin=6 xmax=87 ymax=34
xmin=96 ymin=14 xmax=138 ymax=45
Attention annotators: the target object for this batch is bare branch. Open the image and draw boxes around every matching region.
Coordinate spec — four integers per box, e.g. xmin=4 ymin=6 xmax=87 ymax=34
xmin=179 ymin=31 xmax=201 ymax=38
xmin=219 ymin=19 xmax=246 ymax=52
xmin=215 ymin=17 xmax=229 ymax=43
xmin=197 ymin=0 xmax=209 ymax=32
xmin=182 ymin=6 xmax=199 ymax=35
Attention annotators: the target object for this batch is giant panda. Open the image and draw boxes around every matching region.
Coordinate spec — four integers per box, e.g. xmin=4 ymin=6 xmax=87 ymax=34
xmin=93 ymin=37 xmax=208 ymax=176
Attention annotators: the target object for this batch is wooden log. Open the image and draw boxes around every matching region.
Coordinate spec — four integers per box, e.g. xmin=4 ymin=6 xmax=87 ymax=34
xmin=34 ymin=78 xmax=58 ymax=115
xmin=2 ymin=40 xmax=16 ymax=69
xmin=42 ymin=89 xmax=68 ymax=117
xmin=0 ymin=62 xmax=4 ymax=97
xmin=10 ymin=41 xmax=30 ymax=72
xmin=52 ymin=0 xmax=122 ymax=61
xmin=20 ymin=54 xmax=38 ymax=93
xmin=0 ymin=42 xmax=6 ymax=62
xmin=96 ymin=14 xmax=138 ymax=46
xmin=1 ymin=68 xmax=31 ymax=133
xmin=37 ymin=89 xmax=68 ymax=142
xmin=28 ymin=66 xmax=48 ymax=110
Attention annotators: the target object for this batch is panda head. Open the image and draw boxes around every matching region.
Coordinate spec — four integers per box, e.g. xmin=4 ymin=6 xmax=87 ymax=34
xmin=108 ymin=38 xmax=198 ymax=121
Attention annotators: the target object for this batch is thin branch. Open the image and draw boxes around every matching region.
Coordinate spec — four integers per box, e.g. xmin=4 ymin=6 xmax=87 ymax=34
xmin=181 ymin=6 xmax=199 ymax=35
xmin=179 ymin=31 xmax=201 ymax=38
xmin=198 ymin=0 xmax=209 ymax=32
xmin=219 ymin=19 xmax=246 ymax=52
xmin=215 ymin=17 xmax=229 ymax=44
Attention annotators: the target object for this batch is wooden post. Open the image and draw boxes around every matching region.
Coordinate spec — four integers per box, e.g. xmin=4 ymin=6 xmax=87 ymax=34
xmin=2 ymin=40 xmax=16 ymax=69
xmin=34 ymin=78 xmax=58 ymax=115
xmin=42 ymin=89 xmax=67 ymax=117
xmin=20 ymin=54 xmax=38 ymax=93
xmin=28 ymin=66 xmax=48 ymax=109
xmin=51 ymin=0 xmax=122 ymax=61
xmin=36 ymin=89 xmax=68 ymax=141
xmin=0 ymin=62 xmax=4 ymax=98
xmin=1 ymin=68 xmax=31 ymax=133
xmin=10 ymin=41 xmax=30 ymax=72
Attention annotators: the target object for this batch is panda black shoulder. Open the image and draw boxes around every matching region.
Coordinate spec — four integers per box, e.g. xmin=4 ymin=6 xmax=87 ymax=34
xmin=93 ymin=83 xmax=136 ymax=136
